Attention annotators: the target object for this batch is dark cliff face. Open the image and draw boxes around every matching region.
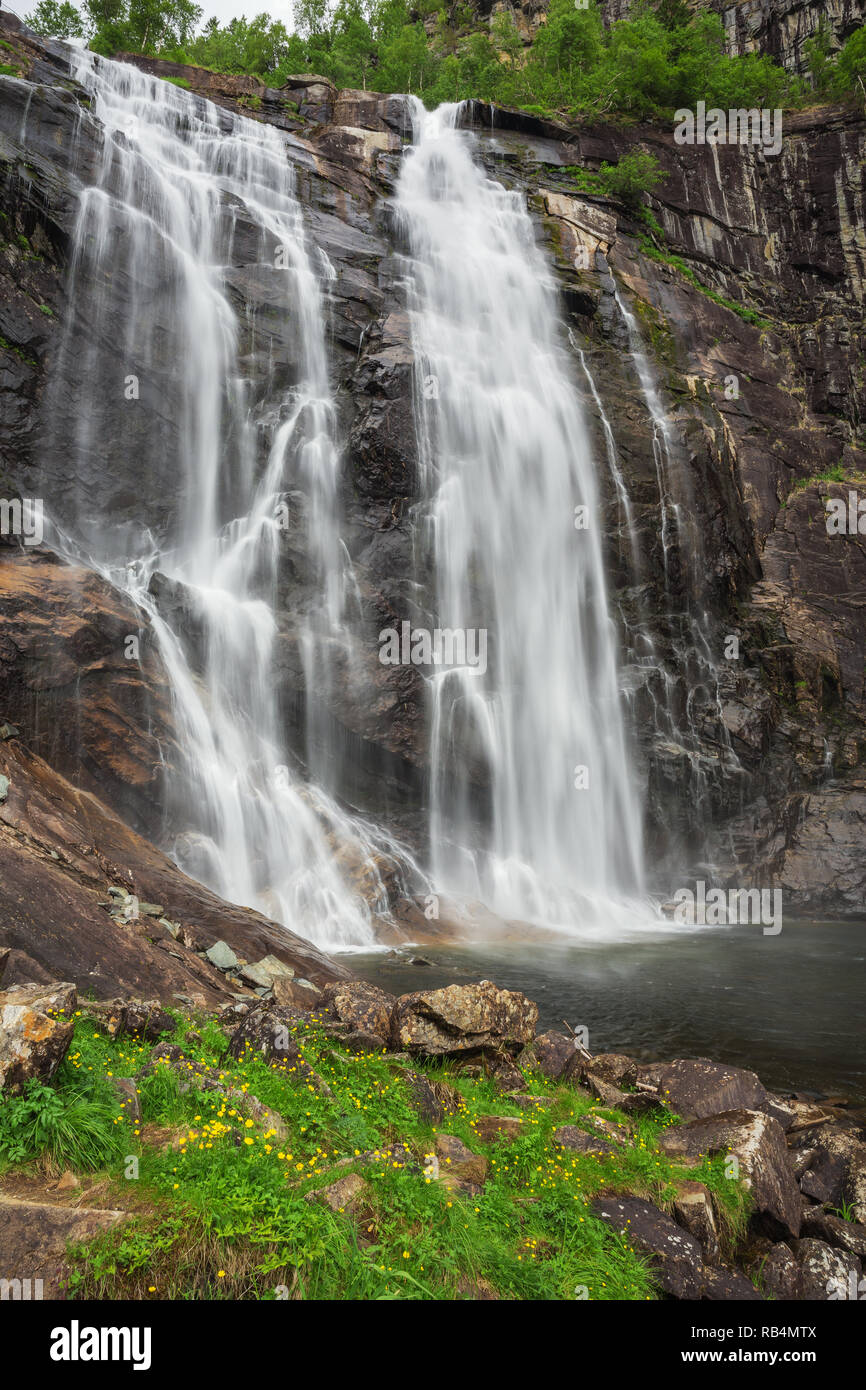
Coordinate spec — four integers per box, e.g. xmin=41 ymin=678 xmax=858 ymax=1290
xmin=1 ymin=12 xmax=865 ymax=920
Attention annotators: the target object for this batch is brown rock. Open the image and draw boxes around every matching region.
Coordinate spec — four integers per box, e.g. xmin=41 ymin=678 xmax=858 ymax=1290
xmin=272 ymin=976 xmax=322 ymax=1011
xmin=0 ymin=982 xmax=76 ymax=1092
xmin=391 ymin=981 xmax=537 ymax=1057
xmin=673 ymin=1180 xmax=721 ymax=1264
xmin=519 ymin=1029 xmax=574 ymax=1079
xmin=319 ymin=980 xmax=395 ymax=1046
xmin=434 ymin=1134 xmax=488 ymax=1194
xmin=0 ymin=1195 xmax=128 ymax=1297
xmin=304 ymin=1172 xmax=371 ymax=1216
xmin=553 ymin=1125 xmax=619 ymax=1156
xmin=472 ymin=1114 xmax=523 ymax=1144
xmin=111 ymin=1077 xmax=141 ymax=1126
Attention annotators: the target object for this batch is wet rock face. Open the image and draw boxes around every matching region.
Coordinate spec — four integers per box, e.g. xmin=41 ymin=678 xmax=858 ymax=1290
xmin=0 ymin=550 xmax=176 ymax=840
xmin=0 ymin=736 xmax=350 ymax=1001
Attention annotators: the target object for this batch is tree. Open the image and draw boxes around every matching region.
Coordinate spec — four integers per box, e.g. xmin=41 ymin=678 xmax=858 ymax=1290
xmin=599 ymin=149 xmax=667 ymax=211
xmin=832 ymin=26 xmax=866 ymax=104
xmin=25 ymin=0 xmax=86 ymax=37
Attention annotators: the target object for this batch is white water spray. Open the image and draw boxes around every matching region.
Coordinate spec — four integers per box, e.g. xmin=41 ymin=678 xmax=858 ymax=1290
xmin=396 ymin=101 xmax=647 ymax=930
xmin=49 ymin=50 xmax=409 ymax=949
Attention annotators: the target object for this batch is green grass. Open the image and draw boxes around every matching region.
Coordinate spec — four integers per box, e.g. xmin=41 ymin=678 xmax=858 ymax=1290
xmin=1 ymin=1008 xmax=752 ymax=1301
xmin=638 ymin=237 xmax=770 ymax=327
xmin=793 ymin=464 xmax=847 ymax=490
xmin=163 ymin=76 xmax=191 ymax=89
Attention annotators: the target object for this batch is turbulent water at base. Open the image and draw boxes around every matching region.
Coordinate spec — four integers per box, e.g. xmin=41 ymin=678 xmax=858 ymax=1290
xmin=395 ymin=100 xmax=648 ymax=931
xmin=46 ymin=49 xmax=410 ymax=949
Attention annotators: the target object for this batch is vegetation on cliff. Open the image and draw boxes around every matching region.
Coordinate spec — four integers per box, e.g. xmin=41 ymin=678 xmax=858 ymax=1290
xmin=25 ymin=0 xmax=866 ymax=122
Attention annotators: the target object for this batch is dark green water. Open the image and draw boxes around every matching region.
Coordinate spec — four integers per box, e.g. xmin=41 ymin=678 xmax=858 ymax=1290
xmin=351 ymin=919 xmax=866 ymax=1101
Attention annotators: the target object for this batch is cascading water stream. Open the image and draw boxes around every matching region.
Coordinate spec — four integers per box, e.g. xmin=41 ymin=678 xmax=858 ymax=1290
xmin=612 ymin=291 xmax=742 ymax=824
xmin=395 ymin=100 xmax=649 ymax=931
xmin=43 ymin=48 xmax=410 ymax=949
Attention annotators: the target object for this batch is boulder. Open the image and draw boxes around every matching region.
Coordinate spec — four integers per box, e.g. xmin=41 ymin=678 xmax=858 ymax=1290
xmin=0 ymin=982 xmax=76 ymax=1091
xmin=636 ymin=1058 xmax=767 ymax=1120
xmin=391 ymin=982 xmax=537 ymax=1057
xmin=519 ymin=1029 xmax=574 ymax=1079
xmin=582 ymin=1054 xmax=638 ymax=1088
xmin=226 ymin=1003 xmax=305 ymax=1064
xmin=793 ymin=1237 xmax=861 ymax=1300
xmin=582 ymin=1073 xmax=660 ymax=1115
xmin=434 ymin=1134 xmax=488 ymax=1194
xmin=205 ymin=940 xmax=238 ymax=971
xmin=790 ymin=1121 xmax=866 ymax=1220
xmin=673 ymin=1180 xmax=721 ymax=1264
xmin=273 ymin=976 xmax=322 ymax=1011
xmin=800 ymin=1207 xmax=866 ymax=1259
xmin=472 ymin=1114 xmax=523 ymax=1144
xmin=798 ymin=1152 xmax=847 ymax=1206
xmin=319 ymin=980 xmax=396 ymax=1046
xmin=659 ymin=1109 xmax=801 ymax=1240
xmin=553 ymin=1125 xmax=619 ymax=1156
xmin=743 ymin=1238 xmax=803 ymax=1300
xmin=592 ymin=1195 xmax=705 ymax=1299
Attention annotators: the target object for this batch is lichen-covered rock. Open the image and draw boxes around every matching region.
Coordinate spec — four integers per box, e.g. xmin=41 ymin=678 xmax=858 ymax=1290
xmin=637 ymin=1058 xmax=767 ymax=1120
xmin=391 ymin=981 xmax=537 ymax=1056
xmin=319 ymin=980 xmax=396 ymax=1045
xmin=793 ymin=1237 xmax=861 ymax=1300
xmin=659 ymin=1109 xmax=801 ymax=1240
xmin=673 ymin=1180 xmax=721 ymax=1265
xmin=0 ymin=982 xmax=76 ymax=1091
xmin=592 ymin=1195 xmax=706 ymax=1299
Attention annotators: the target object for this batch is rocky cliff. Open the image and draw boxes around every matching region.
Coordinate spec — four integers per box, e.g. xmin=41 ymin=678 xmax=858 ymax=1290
xmin=0 ymin=10 xmax=865 ymax=1002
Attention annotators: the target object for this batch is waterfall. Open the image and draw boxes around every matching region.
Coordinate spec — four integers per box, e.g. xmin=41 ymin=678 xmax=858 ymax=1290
xmin=45 ymin=49 xmax=407 ymax=950
xmin=395 ymin=101 xmax=647 ymax=931
xmin=612 ymin=291 xmax=742 ymax=834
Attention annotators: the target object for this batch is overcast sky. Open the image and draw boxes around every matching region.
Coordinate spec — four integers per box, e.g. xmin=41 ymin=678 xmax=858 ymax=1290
xmin=2 ymin=1 xmax=297 ymax=30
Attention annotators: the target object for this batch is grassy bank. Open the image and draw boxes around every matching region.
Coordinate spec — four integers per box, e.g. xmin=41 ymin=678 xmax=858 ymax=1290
xmin=0 ymin=1006 xmax=751 ymax=1299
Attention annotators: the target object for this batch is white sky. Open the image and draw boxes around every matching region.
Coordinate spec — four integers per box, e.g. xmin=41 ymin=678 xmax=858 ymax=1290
xmin=2 ymin=1 xmax=297 ymax=31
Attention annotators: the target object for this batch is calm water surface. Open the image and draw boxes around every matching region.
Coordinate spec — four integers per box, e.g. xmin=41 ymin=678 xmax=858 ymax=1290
xmin=352 ymin=920 xmax=866 ymax=1100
